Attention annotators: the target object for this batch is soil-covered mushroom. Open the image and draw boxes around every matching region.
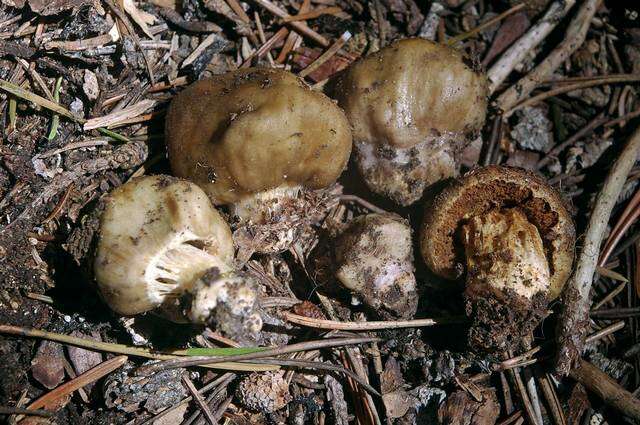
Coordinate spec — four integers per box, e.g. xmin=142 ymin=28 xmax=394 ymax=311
xmin=333 ymin=214 xmax=418 ymax=319
xmin=94 ymin=175 xmax=262 ymax=341
xmin=420 ymin=166 xmax=575 ymax=351
xmin=165 ymin=67 xmax=352 ymax=254
xmin=332 ymin=38 xmax=488 ymax=206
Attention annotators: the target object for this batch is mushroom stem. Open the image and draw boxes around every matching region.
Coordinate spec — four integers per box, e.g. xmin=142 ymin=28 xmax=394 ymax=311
xmin=460 ymin=208 xmax=551 ymax=351
xmin=355 ymin=138 xmax=457 ymax=206
xmin=229 ymin=185 xmax=303 ymax=224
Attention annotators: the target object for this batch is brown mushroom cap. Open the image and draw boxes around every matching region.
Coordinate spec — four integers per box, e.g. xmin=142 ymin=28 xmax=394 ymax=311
xmin=165 ymin=68 xmax=352 ymax=205
xmin=333 ymin=38 xmax=488 ymax=150
xmin=420 ymin=165 xmax=575 ymax=299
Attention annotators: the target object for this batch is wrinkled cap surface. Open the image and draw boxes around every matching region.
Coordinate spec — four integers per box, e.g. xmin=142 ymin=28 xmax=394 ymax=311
xmin=420 ymin=165 xmax=575 ymax=299
xmin=94 ymin=175 xmax=234 ymax=315
xmin=333 ymin=38 xmax=488 ymax=149
xmin=165 ymin=67 xmax=352 ymax=205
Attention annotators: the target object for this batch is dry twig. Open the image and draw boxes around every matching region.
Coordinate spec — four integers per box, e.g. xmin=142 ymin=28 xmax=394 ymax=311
xmin=283 ymin=311 xmax=465 ymax=330
xmin=487 ymin=0 xmax=577 ymax=93
xmin=496 ymin=0 xmax=600 ymax=112
xmin=251 ymin=0 xmax=329 ymax=46
xmin=27 ymin=356 xmax=128 ymax=411
xmin=182 ymin=375 xmax=217 ymax=425
xmin=570 ymin=358 xmax=640 ymax=421
xmin=556 ymin=126 xmax=640 ymax=375
xmin=299 ymin=31 xmax=351 ymax=78
xmin=0 ymin=325 xmax=274 ymax=372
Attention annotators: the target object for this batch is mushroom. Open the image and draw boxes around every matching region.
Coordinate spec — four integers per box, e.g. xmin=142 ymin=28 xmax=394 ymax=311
xmin=332 ymin=38 xmax=488 ymax=206
xmin=420 ymin=166 xmax=575 ymax=351
xmin=333 ymin=214 xmax=418 ymax=319
xmin=94 ymin=175 xmax=262 ymax=340
xmin=165 ymin=67 xmax=353 ymax=255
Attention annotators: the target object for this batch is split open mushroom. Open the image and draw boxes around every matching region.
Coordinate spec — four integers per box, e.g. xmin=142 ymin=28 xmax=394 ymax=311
xmin=165 ymin=67 xmax=352 ymax=255
xmin=94 ymin=175 xmax=262 ymax=341
xmin=333 ymin=214 xmax=417 ymax=319
xmin=420 ymin=166 xmax=575 ymax=351
xmin=332 ymin=38 xmax=488 ymax=206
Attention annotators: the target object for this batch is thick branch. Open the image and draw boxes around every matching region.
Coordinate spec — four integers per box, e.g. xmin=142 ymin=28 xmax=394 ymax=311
xmin=570 ymin=359 xmax=640 ymax=421
xmin=496 ymin=0 xmax=600 ymax=112
xmin=487 ymin=0 xmax=576 ymax=94
xmin=556 ymin=126 xmax=640 ymax=375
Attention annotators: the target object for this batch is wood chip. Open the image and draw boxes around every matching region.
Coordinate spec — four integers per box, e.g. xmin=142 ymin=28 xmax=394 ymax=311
xmin=83 ymin=99 xmax=157 ymax=130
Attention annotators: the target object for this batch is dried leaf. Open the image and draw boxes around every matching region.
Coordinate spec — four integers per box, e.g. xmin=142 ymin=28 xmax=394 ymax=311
xmin=291 ymin=47 xmax=355 ymax=82
xmin=83 ymin=70 xmax=100 ymax=101
xmin=381 ymin=357 xmax=404 ymax=394
xmin=483 ymin=12 xmax=530 ymax=66
xmin=67 ymin=331 xmax=103 ymax=375
xmin=381 ymin=357 xmax=416 ymax=419
xmin=153 ymin=403 xmax=188 ymax=425
xmin=566 ymin=383 xmax=591 ymax=425
xmin=31 ymin=341 xmax=66 ymax=389
xmin=83 ymin=99 xmax=156 ymax=130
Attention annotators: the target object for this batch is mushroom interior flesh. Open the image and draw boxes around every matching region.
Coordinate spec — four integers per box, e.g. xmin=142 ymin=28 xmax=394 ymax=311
xmin=420 ymin=166 xmax=576 ymax=351
xmin=460 ymin=207 xmax=551 ymax=301
xmin=421 ymin=166 xmax=575 ymax=301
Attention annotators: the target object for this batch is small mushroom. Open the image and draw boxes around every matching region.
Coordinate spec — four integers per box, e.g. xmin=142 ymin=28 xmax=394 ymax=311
xmin=420 ymin=166 xmax=575 ymax=351
xmin=333 ymin=214 xmax=417 ymax=319
xmin=94 ymin=175 xmax=262 ymax=340
xmin=165 ymin=67 xmax=352 ymax=254
xmin=332 ymin=38 xmax=488 ymax=206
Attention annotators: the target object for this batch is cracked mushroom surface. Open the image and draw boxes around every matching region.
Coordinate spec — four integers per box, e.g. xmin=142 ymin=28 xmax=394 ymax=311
xmin=332 ymin=38 xmax=488 ymax=206
xmin=420 ymin=166 xmax=575 ymax=351
xmin=333 ymin=213 xmax=418 ymax=319
xmin=165 ymin=67 xmax=352 ymax=255
xmin=94 ymin=175 xmax=262 ymax=340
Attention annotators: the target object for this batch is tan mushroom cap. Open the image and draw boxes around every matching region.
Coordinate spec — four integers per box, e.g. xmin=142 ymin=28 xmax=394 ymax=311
xmin=333 ymin=38 xmax=488 ymax=149
xmin=420 ymin=166 xmax=575 ymax=299
xmin=94 ymin=175 xmax=234 ymax=316
xmin=165 ymin=68 xmax=353 ymax=205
